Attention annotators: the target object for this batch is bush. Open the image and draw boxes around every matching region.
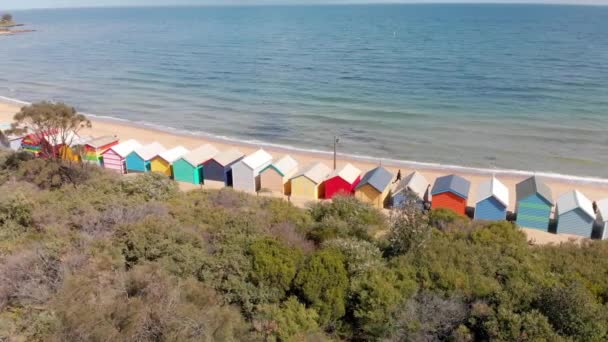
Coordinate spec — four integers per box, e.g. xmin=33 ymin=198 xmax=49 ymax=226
xmin=120 ymin=172 xmax=178 ymax=201
xmin=255 ymin=296 xmax=322 ymax=341
xmin=293 ymin=248 xmax=349 ymax=327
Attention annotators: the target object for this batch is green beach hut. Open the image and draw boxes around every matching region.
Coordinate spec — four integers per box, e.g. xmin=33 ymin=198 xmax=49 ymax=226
xmin=173 ymin=144 xmax=219 ymax=184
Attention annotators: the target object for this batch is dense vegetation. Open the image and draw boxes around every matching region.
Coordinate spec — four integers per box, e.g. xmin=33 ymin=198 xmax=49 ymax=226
xmin=0 ymin=150 xmax=607 ymax=341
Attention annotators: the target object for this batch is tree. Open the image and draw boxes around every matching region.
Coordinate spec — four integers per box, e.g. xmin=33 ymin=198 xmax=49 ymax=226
xmin=293 ymin=249 xmax=349 ymax=327
xmin=9 ymin=102 xmax=91 ymax=159
xmin=386 ymin=193 xmax=433 ymax=256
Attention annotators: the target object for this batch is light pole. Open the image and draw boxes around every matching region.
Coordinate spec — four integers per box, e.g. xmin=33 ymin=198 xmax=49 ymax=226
xmin=333 ymin=136 xmax=340 ymax=170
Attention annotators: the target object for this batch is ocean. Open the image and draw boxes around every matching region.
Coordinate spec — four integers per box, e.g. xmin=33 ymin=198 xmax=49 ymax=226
xmin=1 ymin=4 xmax=607 ymax=179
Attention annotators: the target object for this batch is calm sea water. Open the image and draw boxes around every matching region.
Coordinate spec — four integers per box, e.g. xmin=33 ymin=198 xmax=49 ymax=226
xmin=1 ymin=5 xmax=608 ymax=178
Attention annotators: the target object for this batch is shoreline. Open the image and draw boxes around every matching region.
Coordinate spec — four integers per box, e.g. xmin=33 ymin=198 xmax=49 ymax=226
xmin=2 ymin=95 xmax=607 ymax=187
xmin=1 ymin=97 xmax=608 ymax=215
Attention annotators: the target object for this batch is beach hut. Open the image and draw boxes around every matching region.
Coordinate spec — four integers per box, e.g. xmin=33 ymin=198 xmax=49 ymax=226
xmin=59 ymin=135 xmax=94 ymax=162
xmin=515 ymin=176 xmax=553 ymax=231
xmin=324 ymin=163 xmax=362 ymax=199
xmin=596 ymin=199 xmax=608 ymax=240
xmin=125 ymin=142 xmax=166 ymax=173
xmin=555 ymin=190 xmax=595 ymax=238
xmin=84 ymin=136 xmax=119 ymax=165
xmin=290 ymin=162 xmax=332 ymax=199
xmin=430 ymin=174 xmax=471 ymax=215
xmin=392 ymin=171 xmax=430 ymax=208
xmin=150 ymin=146 xmax=189 ymax=178
xmin=0 ymin=123 xmax=25 ymax=151
xmin=259 ymin=155 xmax=299 ymax=195
xmin=231 ymin=149 xmax=273 ymax=193
xmin=201 ymin=149 xmax=244 ymax=186
xmin=101 ymin=139 xmax=142 ymax=173
xmin=19 ymin=129 xmax=58 ymax=156
xmin=172 ymin=144 xmax=219 ymax=185
xmin=355 ymin=166 xmax=393 ymax=209
xmin=474 ymin=177 xmax=509 ymax=221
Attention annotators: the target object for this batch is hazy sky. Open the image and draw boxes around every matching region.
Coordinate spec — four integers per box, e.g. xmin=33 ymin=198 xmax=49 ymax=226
xmin=4 ymin=0 xmax=608 ymax=10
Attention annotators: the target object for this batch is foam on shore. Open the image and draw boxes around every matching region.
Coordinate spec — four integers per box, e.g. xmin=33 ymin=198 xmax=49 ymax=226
xmin=2 ymin=95 xmax=607 ymax=186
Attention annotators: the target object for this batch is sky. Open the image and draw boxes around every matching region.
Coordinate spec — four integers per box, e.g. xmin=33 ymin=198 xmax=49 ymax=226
xmin=4 ymin=0 xmax=608 ymax=10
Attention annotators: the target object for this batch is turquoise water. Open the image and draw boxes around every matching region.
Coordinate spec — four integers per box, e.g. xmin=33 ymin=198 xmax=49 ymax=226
xmin=1 ymin=5 xmax=608 ymax=178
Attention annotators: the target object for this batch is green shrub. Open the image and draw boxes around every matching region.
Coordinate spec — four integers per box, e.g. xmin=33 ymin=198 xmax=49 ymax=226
xmin=120 ymin=172 xmax=178 ymax=201
xmin=255 ymin=296 xmax=322 ymax=341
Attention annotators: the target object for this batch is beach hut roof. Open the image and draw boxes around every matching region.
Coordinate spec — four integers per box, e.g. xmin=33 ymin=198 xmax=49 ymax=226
xmin=134 ymin=142 xmax=166 ymax=161
xmin=557 ymin=190 xmax=594 ymax=219
xmin=46 ymin=131 xmax=80 ymax=147
xmin=596 ymin=198 xmax=608 ymax=222
xmin=182 ymin=144 xmax=219 ymax=166
xmin=241 ymin=149 xmax=273 ymax=170
xmin=516 ymin=176 xmax=553 ymax=204
xmin=329 ymin=163 xmax=361 ymax=184
xmin=212 ymin=149 xmax=244 ymax=166
xmin=70 ymin=135 xmax=95 ymax=147
xmin=158 ymin=146 xmax=190 ymax=163
xmin=431 ymin=174 xmax=471 ymax=199
xmin=356 ymin=166 xmax=393 ymax=193
xmin=395 ymin=171 xmax=429 ymax=199
xmin=293 ymin=162 xmax=332 ymax=184
xmin=476 ymin=177 xmax=509 ymax=207
xmin=107 ymin=139 xmax=142 ymax=158
xmin=86 ymin=135 xmax=118 ymax=149
xmin=269 ymin=155 xmax=299 ymax=177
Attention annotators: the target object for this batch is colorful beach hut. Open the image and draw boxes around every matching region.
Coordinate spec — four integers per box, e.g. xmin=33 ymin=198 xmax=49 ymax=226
xmin=474 ymin=177 xmax=509 ymax=221
xmin=392 ymin=171 xmax=429 ymax=208
xmin=59 ymin=135 xmax=94 ymax=162
xmin=20 ymin=129 xmax=58 ymax=156
xmin=84 ymin=136 xmax=119 ymax=166
xmin=596 ymin=199 xmax=608 ymax=240
xmin=101 ymin=139 xmax=142 ymax=173
xmin=290 ymin=162 xmax=332 ymax=199
xmin=201 ymin=149 xmax=244 ymax=186
xmin=172 ymin=144 xmax=219 ymax=185
xmin=231 ymin=149 xmax=273 ymax=193
xmin=125 ymin=142 xmax=166 ymax=173
xmin=259 ymin=155 xmax=299 ymax=195
xmin=515 ymin=176 xmax=553 ymax=231
xmin=430 ymin=174 xmax=471 ymax=215
xmin=355 ymin=166 xmax=393 ymax=209
xmin=555 ymin=190 xmax=595 ymax=238
xmin=324 ymin=163 xmax=361 ymax=199
xmin=150 ymin=146 xmax=189 ymax=178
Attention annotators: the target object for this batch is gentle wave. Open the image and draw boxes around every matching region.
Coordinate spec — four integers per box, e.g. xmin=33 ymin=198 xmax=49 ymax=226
xmin=2 ymin=94 xmax=607 ymax=186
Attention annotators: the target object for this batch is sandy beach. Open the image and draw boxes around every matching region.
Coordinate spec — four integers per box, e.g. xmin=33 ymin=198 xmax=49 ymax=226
xmin=1 ymin=100 xmax=607 ymax=244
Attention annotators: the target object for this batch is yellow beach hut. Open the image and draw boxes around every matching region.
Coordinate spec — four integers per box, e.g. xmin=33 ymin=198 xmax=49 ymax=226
xmin=290 ymin=162 xmax=332 ymax=200
xmin=355 ymin=166 xmax=393 ymax=209
xmin=150 ymin=146 xmax=190 ymax=177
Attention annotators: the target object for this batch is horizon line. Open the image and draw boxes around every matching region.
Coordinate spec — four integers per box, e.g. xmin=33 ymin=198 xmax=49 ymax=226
xmin=6 ymin=1 xmax=608 ymax=12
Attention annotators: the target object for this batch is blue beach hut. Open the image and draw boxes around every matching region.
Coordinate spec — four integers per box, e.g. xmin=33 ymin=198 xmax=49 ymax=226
xmin=474 ymin=177 xmax=509 ymax=221
xmin=556 ymin=190 xmax=595 ymax=238
xmin=125 ymin=142 xmax=166 ymax=173
xmin=515 ymin=176 xmax=553 ymax=231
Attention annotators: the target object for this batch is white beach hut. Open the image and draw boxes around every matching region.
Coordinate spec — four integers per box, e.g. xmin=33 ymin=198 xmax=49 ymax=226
xmin=231 ymin=149 xmax=273 ymax=193
xmin=595 ymin=198 xmax=608 ymax=240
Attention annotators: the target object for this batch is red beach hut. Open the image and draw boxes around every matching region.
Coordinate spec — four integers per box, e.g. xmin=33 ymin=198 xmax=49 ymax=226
xmin=430 ymin=174 xmax=471 ymax=215
xmin=324 ymin=163 xmax=362 ymax=199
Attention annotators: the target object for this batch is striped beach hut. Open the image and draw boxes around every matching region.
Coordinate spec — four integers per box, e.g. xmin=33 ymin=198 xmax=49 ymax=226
xmin=555 ymin=190 xmax=595 ymax=238
xmin=84 ymin=136 xmax=119 ymax=166
xmin=150 ymin=146 xmax=189 ymax=178
xmin=474 ymin=177 xmax=509 ymax=221
xmin=596 ymin=199 xmax=608 ymax=240
xmin=290 ymin=162 xmax=332 ymax=199
xmin=355 ymin=166 xmax=393 ymax=209
xmin=392 ymin=171 xmax=430 ymax=209
xmin=431 ymin=174 xmax=471 ymax=215
xmin=20 ymin=129 xmax=58 ymax=156
xmin=173 ymin=144 xmax=219 ymax=185
xmin=259 ymin=155 xmax=299 ymax=195
xmin=232 ymin=149 xmax=273 ymax=193
xmin=515 ymin=176 xmax=553 ymax=231
xmin=126 ymin=142 xmax=166 ymax=173
xmin=324 ymin=163 xmax=362 ymax=199
xmin=201 ymin=149 xmax=244 ymax=186
xmin=101 ymin=139 xmax=142 ymax=173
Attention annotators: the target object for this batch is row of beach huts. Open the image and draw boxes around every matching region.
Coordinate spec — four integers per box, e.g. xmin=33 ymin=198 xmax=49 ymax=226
xmin=2 ymin=129 xmax=608 ymax=240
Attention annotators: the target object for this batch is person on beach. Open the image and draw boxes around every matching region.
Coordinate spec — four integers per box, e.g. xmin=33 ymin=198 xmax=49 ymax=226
xmin=394 ymin=169 xmax=402 ymax=183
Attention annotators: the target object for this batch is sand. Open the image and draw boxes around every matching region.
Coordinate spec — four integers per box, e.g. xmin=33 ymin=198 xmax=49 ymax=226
xmin=1 ymin=101 xmax=607 ymax=245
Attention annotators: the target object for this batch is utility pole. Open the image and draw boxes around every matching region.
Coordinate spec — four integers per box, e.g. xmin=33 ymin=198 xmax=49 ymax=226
xmin=333 ymin=136 xmax=340 ymax=170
